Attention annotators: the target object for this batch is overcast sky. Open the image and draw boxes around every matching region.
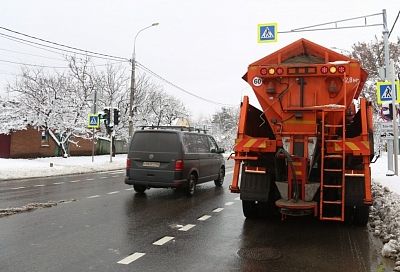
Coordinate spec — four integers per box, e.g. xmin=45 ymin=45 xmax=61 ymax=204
xmin=1 ymin=0 xmax=399 ymax=118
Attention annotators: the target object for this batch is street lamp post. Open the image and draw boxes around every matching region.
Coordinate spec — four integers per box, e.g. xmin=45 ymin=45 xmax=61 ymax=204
xmin=129 ymin=23 xmax=159 ymax=137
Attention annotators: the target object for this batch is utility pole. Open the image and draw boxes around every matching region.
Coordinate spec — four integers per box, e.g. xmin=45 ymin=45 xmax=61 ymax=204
xmin=128 ymin=23 xmax=159 ymax=138
xmin=383 ymin=9 xmax=399 ymax=175
xmin=129 ymin=58 xmax=135 ymax=138
xmin=91 ymin=88 xmax=97 ymax=163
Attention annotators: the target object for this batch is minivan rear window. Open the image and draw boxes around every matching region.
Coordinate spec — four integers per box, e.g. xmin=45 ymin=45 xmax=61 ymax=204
xmin=131 ymin=132 xmax=180 ymax=152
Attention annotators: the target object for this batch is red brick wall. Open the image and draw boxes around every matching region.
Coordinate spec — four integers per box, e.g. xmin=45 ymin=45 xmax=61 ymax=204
xmin=69 ymin=136 xmax=94 ymax=156
xmin=10 ymin=127 xmax=57 ymax=158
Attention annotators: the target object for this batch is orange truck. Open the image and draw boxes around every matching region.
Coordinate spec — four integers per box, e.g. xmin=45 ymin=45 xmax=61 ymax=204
xmin=230 ymin=39 xmax=374 ymax=225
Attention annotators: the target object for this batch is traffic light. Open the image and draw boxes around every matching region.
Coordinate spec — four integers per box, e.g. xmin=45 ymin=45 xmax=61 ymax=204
xmin=113 ymin=108 xmax=120 ymax=125
xmin=103 ymin=108 xmax=111 ymax=126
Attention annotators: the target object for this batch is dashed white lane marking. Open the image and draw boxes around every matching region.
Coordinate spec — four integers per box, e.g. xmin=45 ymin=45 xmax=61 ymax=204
xmin=86 ymin=178 xmax=94 ymax=181
xmin=213 ymin=208 xmax=224 ymax=213
xmin=111 ymin=175 xmax=119 ymax=178
xmin=53 ymin=182 xmax=64 ymax=185
xmin=100 ymin=177 xmax=108 ymax=179
xmin=197 ymin=215 xmax=211 ymax=221
xmin=234 ymin=197 xmax=240 ymax=201
xmin=107 ymin=191 xmax=120 ymax=195
xmin=87 ymin=195 xmax=101 ymax=199
xmin=153 ymin=236 xmax=174 ymax=245
xmin=125 ymin=188 xmax=134 ymax=191
xmin=69 ymin=180 xmax=80 ymax=183
xmin=34 ymin=184 xmax=45 ymax=187
xmin=11 ymin=187 xmax=25 ymax=190
xmin=178 ymin=224 xmax=196 ymax=231
xmin=225 ymin=202 xmax=234 ymax=206
xmin=117 ymin=252 xmax=146 ymax=265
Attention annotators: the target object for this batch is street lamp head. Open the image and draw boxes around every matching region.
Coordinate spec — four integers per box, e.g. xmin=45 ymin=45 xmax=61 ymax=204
xmin=152 ymin=23 xmax=159 ymax=26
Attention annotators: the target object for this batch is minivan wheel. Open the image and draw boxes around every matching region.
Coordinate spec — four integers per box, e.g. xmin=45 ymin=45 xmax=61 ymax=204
xmin=133 ymin=185 xmax=146 ymax=193
xmin=214 ymin=167 xmax=225 ymax=187
xmin=186 ymin=174 xmax=197 ymax=197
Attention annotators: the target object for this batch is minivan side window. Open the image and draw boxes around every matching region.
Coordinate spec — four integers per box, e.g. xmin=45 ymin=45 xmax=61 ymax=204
xmin=197 ymin=135 xmax=210 ymax=153
xmin=183 ymin=134 xmax=197 ymax=153
xmin=208 ymin=136 xmax=218 ymax=152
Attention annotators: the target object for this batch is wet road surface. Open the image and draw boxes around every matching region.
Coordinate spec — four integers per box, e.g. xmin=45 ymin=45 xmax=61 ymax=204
xmin=0 ymin=164 xmax=392 ymax=271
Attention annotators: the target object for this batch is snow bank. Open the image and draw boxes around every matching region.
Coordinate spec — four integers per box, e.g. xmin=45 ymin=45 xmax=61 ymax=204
xmin=370 ymin=182 xmax=400 ymax=271
xmin=0 ymin=154 xmax=126 ymax=181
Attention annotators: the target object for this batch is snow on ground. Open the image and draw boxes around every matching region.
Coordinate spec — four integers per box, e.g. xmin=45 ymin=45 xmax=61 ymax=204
xmin=369 ymin=153 xmax=400 ymax=271
xmin=0 ymin=154 xmax=126 ymax=181
xmin=0 ymin=152 xmax=400 ymax=269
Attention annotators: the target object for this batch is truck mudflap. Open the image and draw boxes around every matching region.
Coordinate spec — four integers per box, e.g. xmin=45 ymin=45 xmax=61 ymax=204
xmin=239 ymin=167 xmax=271 ymax=201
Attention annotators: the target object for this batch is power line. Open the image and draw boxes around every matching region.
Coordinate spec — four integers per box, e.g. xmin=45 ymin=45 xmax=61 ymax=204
xmin=0 ymin=26 xmax=129 ymax=62
xmin=0 ymin=59 xmax=68 ymax=68
xmin=0 ymin=32 xmax=127 ymax=62
xmin=136 ymin=61 xmax=234 ymax=107
xmin=0 ymin=47 xmax=65 ymax=61
xmin=389 ymin=10 xmax=400 ymax=38
xmin=0 ymin=58 xmax=126 ymax=69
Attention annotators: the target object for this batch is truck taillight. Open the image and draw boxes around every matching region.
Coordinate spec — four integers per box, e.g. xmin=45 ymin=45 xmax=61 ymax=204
xmin=175 ymin=160 xmax=184 ymax=171
xmin=337 ymin=66 xmax=346 ymax=73
xmin=321 ymin=66 xmax=329 ymax=74
xmin=268 ymin=68 xmax=275 ymax=75
xmin=260 ymin=68 xmax=268 ymax=75
xmin=126 ymin=159 xmax=131 ymax=169
xmin=329 ymin=66 xmax=337 ymax=74
xmin=276 ymin=67 xmax=284 ymax=75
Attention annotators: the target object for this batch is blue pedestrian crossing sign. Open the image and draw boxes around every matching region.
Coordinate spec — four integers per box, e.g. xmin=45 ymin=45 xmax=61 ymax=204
xmin=258 ymin=23 xmax=278 ymax=43
xmin=87 ymin=114 xmax=100 ymax=129
xmin=376 ymin=81 xmax=400 ymax=104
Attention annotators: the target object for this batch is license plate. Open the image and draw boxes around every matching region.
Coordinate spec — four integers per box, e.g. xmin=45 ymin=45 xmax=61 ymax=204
xmin=143 ymin=161 xmax=160 ymax=167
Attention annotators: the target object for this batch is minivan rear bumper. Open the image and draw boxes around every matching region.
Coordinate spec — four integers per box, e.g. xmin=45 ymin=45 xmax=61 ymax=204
xmin=124 ymin=177 xmax=187 ymax=188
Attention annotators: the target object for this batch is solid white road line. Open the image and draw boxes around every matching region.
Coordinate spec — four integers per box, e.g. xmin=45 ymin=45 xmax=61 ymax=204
xmin=197 ymin=215 xmax=211 ymax=221
xmin=107 ymin=191 xmax=120 ymax=195
xmin=11 ymin=187 xmax=25 ymax=190
xmin=87 ymin=195 xmax=100 ymax=199
xmin=52 ymin=182 xmax=64 ymax=185
xmin=34 ymin=184 xmax=45 ymax=187
xmin=117 ymin=252 xmax=146 ymax=265
xmin=225 ymin=202 xmax=234 ymax=206
xmin=178 ymin=224 xmax=196 ymax=231
xmin=212 ymin=208 xmax=224 ymax=213
xmin=153 ymin=236 xmax=174 ymax=245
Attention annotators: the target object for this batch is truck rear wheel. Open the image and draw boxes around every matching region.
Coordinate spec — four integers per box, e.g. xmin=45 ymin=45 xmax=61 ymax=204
xmin=345 ymin=205 xmax=370 ymax=226
xmin=242 ymin=200 xmax=258 ymax=218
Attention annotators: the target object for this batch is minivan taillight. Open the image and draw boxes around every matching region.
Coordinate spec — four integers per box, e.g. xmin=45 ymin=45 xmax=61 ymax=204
xmin=175 ymin=160 xmax=184 ymax=171
xmin=126 ymin=159 xmax=131 ymax=169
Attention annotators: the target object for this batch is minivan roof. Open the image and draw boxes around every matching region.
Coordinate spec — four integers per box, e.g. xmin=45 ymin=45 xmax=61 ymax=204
xmin=137 ymin=125 xmax=208 ymax=134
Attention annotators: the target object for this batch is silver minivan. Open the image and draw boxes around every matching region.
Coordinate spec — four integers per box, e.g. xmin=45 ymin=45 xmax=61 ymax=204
xmin=124 ymin=127 xmax=225 ymax=196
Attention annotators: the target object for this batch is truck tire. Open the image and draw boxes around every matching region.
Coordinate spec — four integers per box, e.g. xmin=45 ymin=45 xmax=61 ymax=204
xmin=242 ymin=200 xmax=258 ymax=218
xmin=345 ymin=205 xmax=369 ymax=226
xmin=214 ymin=167 xmax=225 ymax=187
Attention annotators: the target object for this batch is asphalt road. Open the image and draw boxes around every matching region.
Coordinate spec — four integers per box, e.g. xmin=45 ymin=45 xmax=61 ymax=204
xmin=0 ymin=162 xmax=392 ymax=272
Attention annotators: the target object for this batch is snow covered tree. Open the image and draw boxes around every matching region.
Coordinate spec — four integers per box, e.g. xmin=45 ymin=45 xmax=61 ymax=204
xmin=211 ymin=106 xmax=239 ymax=152
xmin=350 ymin=36 xmax=400 ymax=112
